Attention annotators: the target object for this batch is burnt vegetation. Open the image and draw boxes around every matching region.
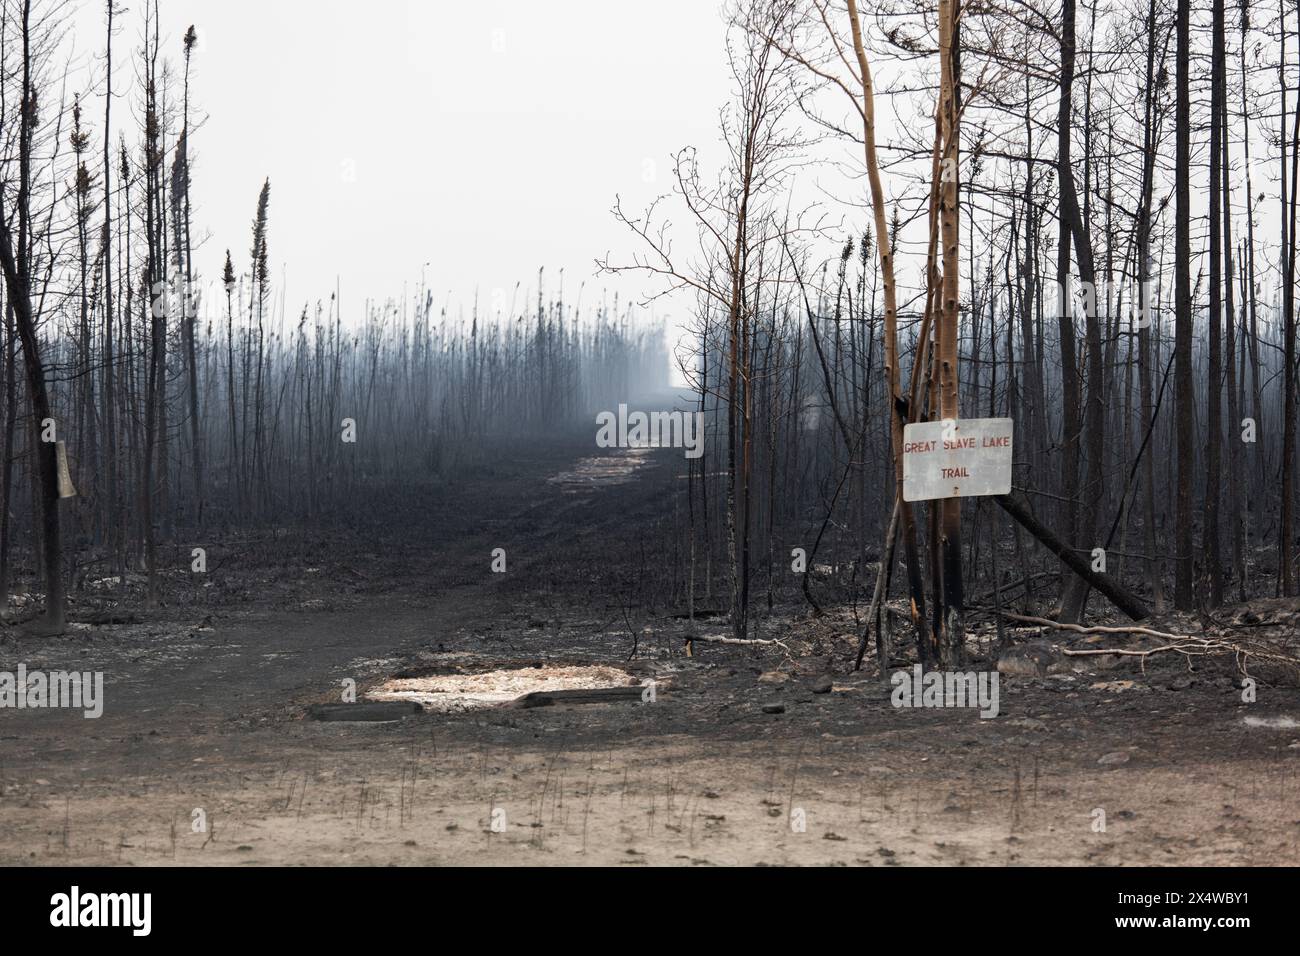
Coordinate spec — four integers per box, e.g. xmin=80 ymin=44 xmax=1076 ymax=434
xmin=0 ymin=0 xmax=1298 ymax=687
xmin=602 ymin=0 xmax=1300 ymax=678
xmin=0 ymin=1 xmax=666 ymax=632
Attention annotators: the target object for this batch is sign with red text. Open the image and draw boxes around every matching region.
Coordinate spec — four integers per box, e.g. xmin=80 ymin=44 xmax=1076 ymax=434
xmin=902 ymin=418 xmax=1013 ymax=502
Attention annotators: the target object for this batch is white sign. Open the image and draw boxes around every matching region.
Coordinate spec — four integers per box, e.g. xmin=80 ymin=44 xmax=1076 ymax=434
xmin=902 ymin=417 xmax=1013 ymax=502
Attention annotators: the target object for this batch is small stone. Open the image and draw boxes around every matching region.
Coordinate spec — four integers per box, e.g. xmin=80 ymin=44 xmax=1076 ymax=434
xmin=762 ymin=702 xmax=786 ymax=715
xmin=809 ymin=676 xmax=834 ymax=694
xmin=1098 ymin=751 xmax=1130 ymax=766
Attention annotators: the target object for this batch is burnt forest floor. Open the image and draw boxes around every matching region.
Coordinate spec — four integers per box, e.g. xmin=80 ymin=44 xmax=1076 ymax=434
xmin=1 ymin=425 xmax=1298 ymax=866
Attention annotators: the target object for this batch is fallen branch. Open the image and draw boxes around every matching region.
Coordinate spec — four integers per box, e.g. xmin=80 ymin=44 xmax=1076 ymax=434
xmin=993 ymin=611 xmax=1300 ymax=672
xmin=995 ymin=611 xmax=1190 ymax=643
xmin=687 ymin=633 xmax=789 ymax=649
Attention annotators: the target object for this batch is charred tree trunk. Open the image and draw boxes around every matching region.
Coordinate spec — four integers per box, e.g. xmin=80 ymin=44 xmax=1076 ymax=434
xmin=1174 ymin=0 xmax=1195 ymax=608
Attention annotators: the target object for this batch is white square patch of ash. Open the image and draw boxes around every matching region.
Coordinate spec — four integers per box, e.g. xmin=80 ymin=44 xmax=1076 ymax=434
xmin=366 ymin=664 xmax=639 ymax=713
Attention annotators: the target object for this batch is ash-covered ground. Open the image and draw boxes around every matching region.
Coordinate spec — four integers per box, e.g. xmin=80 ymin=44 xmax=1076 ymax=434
xmin=1 ymin=436 xmax=1297 ymax=865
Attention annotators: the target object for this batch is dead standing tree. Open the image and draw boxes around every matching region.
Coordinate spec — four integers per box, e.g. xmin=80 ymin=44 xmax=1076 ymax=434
xmin=140 ymin=1 xmax=166 ymax=606
xmin=935 ymin=0 xmax=964 ymax=659
xmin=770 ymin=1 xmax=989 ymax=665
xmin=1056 ymin=0 xmax=1109 ymax=625
xmin=0 ymin=0 xmax=68 ymax=634
xmin=844 ymin=0 xmax=935 ymax=664
xmin=178 ymin=25 xmax=202 ymax=527
xmin=1174 ymin=0 xmax=1195 ymax=606
xmin=600 ymin=0 xmax=805 ymax=642
xmin=763 ymin=0 xmax=936 ymax=668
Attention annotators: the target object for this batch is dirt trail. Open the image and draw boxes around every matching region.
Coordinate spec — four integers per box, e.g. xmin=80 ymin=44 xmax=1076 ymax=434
xmin=1 ymin=440 xmax=1298 ymax=865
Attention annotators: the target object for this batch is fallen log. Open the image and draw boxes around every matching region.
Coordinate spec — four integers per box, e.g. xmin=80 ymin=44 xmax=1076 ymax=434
xmin=512 ymin=686 xmax=648 ymax=708
xmin=74 ymin=609 xmax=142 ymax=626
xmin=993 ymin=493 xmax=1150 ymax=621
xmin=307 ymin=701 xmax=423 ymax=721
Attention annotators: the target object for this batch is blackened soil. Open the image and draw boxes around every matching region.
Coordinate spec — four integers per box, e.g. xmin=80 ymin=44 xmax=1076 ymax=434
xmin=1 ymin=433 xmax=1298 ymax=865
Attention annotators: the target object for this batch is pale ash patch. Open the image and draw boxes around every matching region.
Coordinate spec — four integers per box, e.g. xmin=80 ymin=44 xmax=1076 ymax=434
xmin=547 ymin=447 xmax=655 ymax=488
xmin=366 ymin=664 xmax=635 ymax=713
xmin=1242 ymin=715 xmax=1300 ymax=729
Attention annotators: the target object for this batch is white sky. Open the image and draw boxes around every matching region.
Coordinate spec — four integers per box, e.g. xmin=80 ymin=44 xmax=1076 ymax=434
xmin=69 ymin=0 xmax=735 ymax=321
xmin=61 ymin=0 xmax=1278 ymax=359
